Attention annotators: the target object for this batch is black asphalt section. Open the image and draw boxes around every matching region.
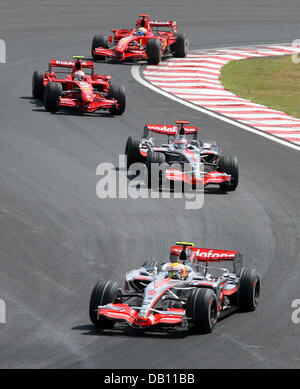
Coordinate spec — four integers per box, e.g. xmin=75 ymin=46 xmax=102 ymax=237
xmin=0 ymin=0 xmax=299 ymax=368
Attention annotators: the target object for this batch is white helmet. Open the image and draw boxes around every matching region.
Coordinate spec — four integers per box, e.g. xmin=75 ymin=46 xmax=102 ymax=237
xmin=74 ymin=70 xmax=85 ymax=81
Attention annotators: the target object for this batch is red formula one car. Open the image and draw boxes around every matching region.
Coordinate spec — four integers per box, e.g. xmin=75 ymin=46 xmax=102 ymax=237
xmin=89 ymin=242 xmax=260 ymax=333
xmin=91 ymin=14 xmax=188 ymax=64
xmin=125 ymin=120 xmax=239 ymax=191
xmin=32 ymin=56 xmax=125 ymax=114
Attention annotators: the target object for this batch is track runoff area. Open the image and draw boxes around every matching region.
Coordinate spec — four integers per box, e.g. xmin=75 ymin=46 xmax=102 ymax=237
xmin=132 ymin=43 xmax=300 ymax=151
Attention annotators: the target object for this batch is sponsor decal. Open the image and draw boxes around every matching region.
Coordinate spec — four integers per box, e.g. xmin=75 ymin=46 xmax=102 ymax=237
xmin=194 ymin=249 xmax=236 ymax=259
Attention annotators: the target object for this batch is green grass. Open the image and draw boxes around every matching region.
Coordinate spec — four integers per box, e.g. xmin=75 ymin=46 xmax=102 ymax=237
xmin=220 ymin=54 xmax=300 ymax=119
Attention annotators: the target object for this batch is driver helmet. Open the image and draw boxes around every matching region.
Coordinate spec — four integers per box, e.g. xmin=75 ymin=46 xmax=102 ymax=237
xmin=137 ymin=27 xmax=147 ymax=36
xmin=167 ymin=262 xmax=188 ymax=280
xmin=174 ymin=135 xmax=188 ymax=150
xmin=73 ymin=70 xmax=85 ymax=81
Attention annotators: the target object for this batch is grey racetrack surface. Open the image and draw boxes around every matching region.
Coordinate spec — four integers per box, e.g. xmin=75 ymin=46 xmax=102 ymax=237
xmin=0 ymin=0 xmax=299 ymax=368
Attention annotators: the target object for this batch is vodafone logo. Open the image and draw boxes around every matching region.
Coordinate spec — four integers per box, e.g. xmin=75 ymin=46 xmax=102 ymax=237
xmin=194 ymin=249 xmax=236 ymax=259
xmin=148 ymin=125 xmax=177 ymax=134
xmin=171 ymin=247 xmax=236 ymax=260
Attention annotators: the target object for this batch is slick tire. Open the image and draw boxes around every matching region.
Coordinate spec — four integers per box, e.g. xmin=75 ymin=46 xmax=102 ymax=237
xmin=171 ymin=33 xmax=188 ymax=58
xmin=108 ymin=84 xmax=126 ymax=115
xmin=218 ymin=153 xmax=239 ymax=191
xmin=91 ymin=34 xmax=108 ymax=60
xmin=238 ymin=267 xmax=261 ymax=312
xmin=145 ymin=151 xmax=166 ymax=189
xmin=32 ymin=71 xmax=45 ymax=100
xmin=146 ymin=39 xmax=162 ymax=65
xmin=89 ymin=280 xmax=122 ymax=329
xmin=43 ymin=82 xmax=62 ymax=112
xmin=125 ymin=136 xmax=145 ymax=170
xmin=186 ymin=288 xmax=218 ymax=334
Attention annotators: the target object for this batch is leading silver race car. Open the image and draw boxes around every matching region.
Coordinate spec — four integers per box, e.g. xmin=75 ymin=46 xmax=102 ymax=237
xmin=89 ymin=242 xmax=260 ymax=334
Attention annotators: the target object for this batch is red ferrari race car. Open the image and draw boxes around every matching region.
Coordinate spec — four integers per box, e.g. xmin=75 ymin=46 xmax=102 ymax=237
xmin=89 ymin=242 xmax=260 ymax=334
xmin=91 ymin=14 xmax=188 ymax=64
xmin=125 ymin=120 xmax=239 ymax=192
xmin=32 ymin=56 xmax=125 ymax=114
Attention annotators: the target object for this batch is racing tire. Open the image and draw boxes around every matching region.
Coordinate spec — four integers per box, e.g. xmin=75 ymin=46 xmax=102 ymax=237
xmin=186 ymin=288 xmax=218 ymax=334
xmin=91 ymin=34 xmax=108 ymax=60
xmin=145 ymin=151 xmax=166 ymax=189
xmin=172 ymin=33 xmax=188 ymax=58
xmin=218 ymin=153 xmax=239 ymax=191
xmin=43 ymin=82 xmax=62 ymax=112
xmin=146 ymin=39 xmax=162 ymax=65
xmin=89 ymin=280 xmax=122 ymax=329
xmin=238 ymin=267 xmax=261 ymax=312
xmin=125 ymin=136 xmax=145 ymax=170
xmin=32 ymin=71 xmax=45 ymax=100
xmin=108 ymin=84 xmax=126 ymax=115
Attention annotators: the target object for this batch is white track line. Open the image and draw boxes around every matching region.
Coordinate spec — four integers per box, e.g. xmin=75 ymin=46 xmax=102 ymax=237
xmin=131 ymin=43 xmax=300 ymax=151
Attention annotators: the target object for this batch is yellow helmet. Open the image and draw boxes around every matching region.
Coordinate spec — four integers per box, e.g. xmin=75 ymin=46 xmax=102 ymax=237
xmin=137 ymin=27 xmax=147 ymax=36
xmin=167 ymin=263 xmax=188 ymax=280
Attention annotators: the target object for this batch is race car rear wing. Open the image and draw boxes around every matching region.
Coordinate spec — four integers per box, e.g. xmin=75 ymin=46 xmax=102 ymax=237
xmin=144 ymin=123 xmax=199 ymax=137
xmin=49 ymin=59 xmax=94 ymax=71
xmin=170 ymin=242 xmax=243 ymax=272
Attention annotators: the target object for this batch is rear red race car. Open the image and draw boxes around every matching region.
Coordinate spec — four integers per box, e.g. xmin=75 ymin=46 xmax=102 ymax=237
xmin=91 ymin=14 xmax=188 ymax=65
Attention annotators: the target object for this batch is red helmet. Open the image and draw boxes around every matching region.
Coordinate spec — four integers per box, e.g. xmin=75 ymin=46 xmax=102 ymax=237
xmin=73 ymin=70 xmax=85 ymax=81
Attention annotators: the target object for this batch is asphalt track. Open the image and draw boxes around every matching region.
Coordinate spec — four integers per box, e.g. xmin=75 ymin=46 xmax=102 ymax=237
xmin=0 ymin=0 xmax=299 ymax=369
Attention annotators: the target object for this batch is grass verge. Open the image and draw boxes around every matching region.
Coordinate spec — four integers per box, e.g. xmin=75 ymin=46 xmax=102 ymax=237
xmin=220 ymin=54 xmax=300 ymax=119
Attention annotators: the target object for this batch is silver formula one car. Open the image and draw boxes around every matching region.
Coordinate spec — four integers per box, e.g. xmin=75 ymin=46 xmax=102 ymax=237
xmin=125 ymin=120 xmax=238 ymax=191
xmin=89 ymin=242 xmax=260 ymax=334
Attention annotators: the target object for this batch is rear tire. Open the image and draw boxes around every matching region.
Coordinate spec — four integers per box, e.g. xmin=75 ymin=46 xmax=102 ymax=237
xmin=92 ymin=34 xmax=108 ymax=60
xmin=145 ymin=151 xmax=166 ymax=189
xmin=89 ymin=280 xmax=122 ymax=329
xmin=186 ymin=288 xmax=218 ymax=333
xmin=108 ymin=84 xmax=126 ymax=115
xmin=238 ymin=268 xmax=261 ymax=312
xmin=125 ymin=136 xmax=145 ymax=170
xmin=146 ymin=39 xmax=162 ymax=65
xmin=172 ymin=33 xmax=188 ymax=58
xmin=218 ymin=153 xmax=239 ymax=191
xmin=43 ymin=82 xmax=62 ymax=112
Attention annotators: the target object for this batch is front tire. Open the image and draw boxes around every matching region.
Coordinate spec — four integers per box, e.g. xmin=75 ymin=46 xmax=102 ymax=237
xmin=89 ymin=280 xmax=122 ymax=329
xmin=146 ymin=39 xmax=162 ymax=65
xmin=218 ymin=153 xmax=239 ymax=191
xmin=145 ymin=151 xmax=166 ymax=189
xmin=108 ymin=84 xmax=126 ymax=115
xmin=32 ymin=71 xmax=45 ymax=100
xmin=92 ymin=34 xmax=108 ymax=60
xmin=125 ymin=136 xmax=145 ymax=169
xmin=186 ymin=288 xmax=218 ymax=334
xmin=43 ymin=82 xmax=62 ymax=112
